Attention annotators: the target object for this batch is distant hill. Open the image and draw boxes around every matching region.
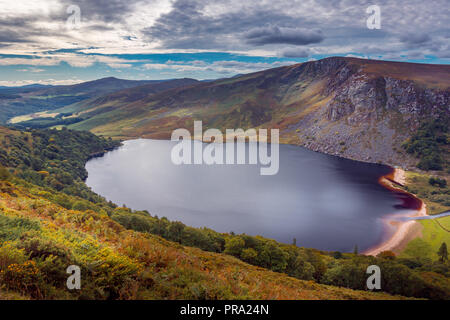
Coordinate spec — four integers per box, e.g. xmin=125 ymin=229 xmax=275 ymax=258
xmin=39 ymin=77 xmax=162 ymax=96
xmin=58 ymin=78 xmax=199 ymax=115
xmin=0 ymin=84 xmax=53 ymax=90
xmin=0 ymin=77 xmax=172 ymax=123
xmin=63 ymin=57 xmax=449 ymax=170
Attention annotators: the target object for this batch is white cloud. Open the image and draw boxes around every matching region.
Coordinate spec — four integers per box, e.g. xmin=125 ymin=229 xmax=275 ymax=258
xmin=0 ymin=78 xmax=83 ymax=86
xmin=0 ymin=52 xmax=137 ymax=68
xmin=16 ymin=67 xmax=45 ymax=73
xmin=143 ymin=59 xmax=299 ymax=75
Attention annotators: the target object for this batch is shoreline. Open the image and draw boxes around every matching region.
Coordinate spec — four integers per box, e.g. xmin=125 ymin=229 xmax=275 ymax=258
xmin=364 ymin=168 xmax=427 ymax=256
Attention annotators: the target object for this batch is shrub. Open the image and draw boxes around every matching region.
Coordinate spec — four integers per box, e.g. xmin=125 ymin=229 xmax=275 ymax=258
xmin=0 ymin=260 xmax=42 ymax=298
xmin=18 ymin=234 xmax=72 ymax=262
xmin=377 ymin=251 xmax=396 ymax=260
xmin=429 ymin=177 xmax=447 ymax=188
xmin=0 ymin=215 xmax=41 ymax=241
xmin=0 ymin=242 xmax=29 ymax=270
xmin=0 ymin=165 xmax=10 ymax=180
xmin=72 ymin=200 xmax=90 ymax=211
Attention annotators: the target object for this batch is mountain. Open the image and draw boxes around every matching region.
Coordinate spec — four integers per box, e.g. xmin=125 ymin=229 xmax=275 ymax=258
xmin=0 ymin=84 xmax=53 ymax=90
xmin=65 ymin=57 xmax=449 ymax=169
xmin=10 ymin=78 xmax=200 ymax=129
xmin=58 ymin=78 xmax=199 ymax=115
xmin=0 ymin=77 xmax=171 ymax=124
xmin=38 ymin=77 xmax=164 ymax=96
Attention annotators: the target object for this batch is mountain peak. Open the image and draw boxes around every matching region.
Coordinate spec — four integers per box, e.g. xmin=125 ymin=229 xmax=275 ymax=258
xmin=93 ymin=76 xmax=122 ymax=82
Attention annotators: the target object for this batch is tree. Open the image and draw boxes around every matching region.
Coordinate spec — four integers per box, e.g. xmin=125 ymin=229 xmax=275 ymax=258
xmin=292 ymin=252 xmax=315 ymax=280
xmin=437 ymin=242 xmax=448 ymax=263
xmin=167 ymin=221 xmax=185 ymax=243
xmin=322 ymin=262 xmax=366 ymax=289
xmin=224 ymin=237 xmax=245 ymax=257
xmin=292 ymin=238 xmax=297 ymax=246
xmin=259 ymin=242 xmax=288 ymax=272
xmin=241 ymin=248 xmax=258 ymax=264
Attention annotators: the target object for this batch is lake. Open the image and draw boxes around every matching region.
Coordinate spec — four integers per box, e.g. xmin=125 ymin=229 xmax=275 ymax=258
xmin=85 ymin=139 xmax=416 ymax=252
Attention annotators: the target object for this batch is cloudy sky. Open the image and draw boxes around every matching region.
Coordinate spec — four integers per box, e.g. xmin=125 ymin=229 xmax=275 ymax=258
xmin=0 ymin=0 xmax=449 ymax=86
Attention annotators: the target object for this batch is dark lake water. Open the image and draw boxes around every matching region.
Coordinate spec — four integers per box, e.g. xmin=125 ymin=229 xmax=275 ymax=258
xmin=85 ymin=139 xmax=416 ymax=252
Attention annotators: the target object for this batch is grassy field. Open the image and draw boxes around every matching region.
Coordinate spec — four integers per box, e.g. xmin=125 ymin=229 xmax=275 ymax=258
xmin=8 ymin=111 xmax=60 ymax=124
xmin=401 ymin=171 xmax=449 ymax=260
xmin=404 ymin=172 xmax=449 ymax=215
xmin=402 ymin=217 xmax=450 ymax=260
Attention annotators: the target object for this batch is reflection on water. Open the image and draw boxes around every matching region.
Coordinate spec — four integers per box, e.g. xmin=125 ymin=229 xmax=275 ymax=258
xmin=86 ymin=139 xmax=414 ymax=252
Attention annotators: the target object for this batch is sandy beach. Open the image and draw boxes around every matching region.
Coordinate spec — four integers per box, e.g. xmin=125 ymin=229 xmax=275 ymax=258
xmin=364 ymin=168 xmax=427 ymax=256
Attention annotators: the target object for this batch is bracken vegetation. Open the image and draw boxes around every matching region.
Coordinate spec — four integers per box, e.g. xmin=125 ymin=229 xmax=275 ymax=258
xmin=0 ymin=126 xmax=449 ymax=299
xmin=1 ymin=179 xmax=408 ymax=300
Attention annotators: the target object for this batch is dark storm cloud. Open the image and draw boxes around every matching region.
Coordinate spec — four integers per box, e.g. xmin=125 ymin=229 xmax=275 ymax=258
xmin=280 ymin=47 xmax=310 ymax=58
xmin=0 ymin=16 xmax=36 ymax=27
xmin=399 ymin=33 xmax=431 ymax=45
xmin=244 ymin=26 xmax=324 ymax=46
xmin=139 ymin=0 xmax=449 ymax=59
xmin=0 ymin=16 xmax=37 ymax=43
xmin=59 ymin=0 xmax=143 ymax=23
xmin=142 ymin=0 xmax=319 ymax=50
xmin=86 ymin=24 xmax=116 ymax=32
xmin=0 ymin=30 xmax=30 ymax=43
xmin=0 ymin=10 xmax=80 ymax=45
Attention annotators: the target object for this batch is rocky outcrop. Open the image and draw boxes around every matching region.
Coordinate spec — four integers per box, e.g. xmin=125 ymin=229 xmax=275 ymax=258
xmin=325 ymin=68 xmax=448 ymax=128
xmin=289 ymin=58 xmax=450 ymax=168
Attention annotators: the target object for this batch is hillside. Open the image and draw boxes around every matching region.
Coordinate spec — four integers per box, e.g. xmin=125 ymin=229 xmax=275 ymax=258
xmin=9 ymin=78 xmax=200 ymax=129
xmin=61 ymin=57 xmax=449 ymax=170
xmin=57 ymin=78 xmax=199 ymax=115
xmin=0 ymin=178 xmax=406 ymax=300
xmin=0 ymin=77 xmax=169 ymax=124
xmin=0 ymin=126 xmax=449 ymax=300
